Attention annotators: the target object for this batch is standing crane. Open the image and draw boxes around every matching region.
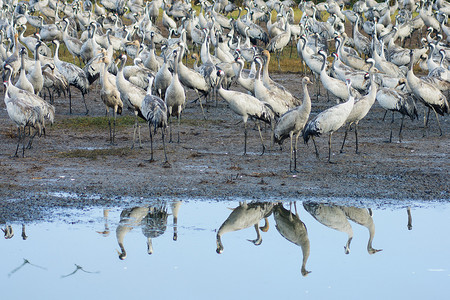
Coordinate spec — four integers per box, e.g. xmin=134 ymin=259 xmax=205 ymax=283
xmin=340 ymin=68 xmax=377 ymax=154
xmin=165 ymin=49 xmax=186 ymax=143
xmin=15 ymin=47 xmax=34 ymax=93
xmin=267 ymin=20 xmax=291 ymax=70
xmin=26 ymin=41 xmax=44 ymax=95
xmin=141 ymin=75 xmax=169 ymax=164
xmin=99 ymin=55 xmax=123 ymax=145
xmin=406 ymin=50 xmax=449 ymax=136
xmin=303 ymin=79 xmax=355 ymax=163
xmin=116 ymin=54 xmax=147 ymax=148
xmin=53 ymin=40 xmax=90 ymax=114
xmin=216 ymin=69 xmax=273 ymax=155
xmin=376 ymin=79 xmax=418 ymax=142
xmin=3 ymin=69 xmax=44 ymax=157
xmin=274 ymin=77 xmax=313 ymax=173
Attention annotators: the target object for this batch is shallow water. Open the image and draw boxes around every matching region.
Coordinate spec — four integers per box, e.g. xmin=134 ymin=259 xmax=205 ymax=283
xmin=1 ymin=199 xmax=450 ymax=299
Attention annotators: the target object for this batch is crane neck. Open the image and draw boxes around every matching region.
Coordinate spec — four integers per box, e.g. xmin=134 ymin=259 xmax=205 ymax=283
xmin=320 ymin=52 xmax=327 ymax=72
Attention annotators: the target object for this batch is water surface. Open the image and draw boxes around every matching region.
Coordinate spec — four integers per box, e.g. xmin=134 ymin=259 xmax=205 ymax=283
xmin=1 ymin=199 xmax=449 ymax=299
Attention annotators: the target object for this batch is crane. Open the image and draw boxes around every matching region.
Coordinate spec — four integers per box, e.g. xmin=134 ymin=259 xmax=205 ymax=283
xmin=216 ymin=69 xmax=273 ymax=155
xmin=303 ymin=79 xmax=355 ymax=163
xmin=141 ymin=75 xmax=169 ymax=164
xmin=274 ymin=77 xmax=313 ymax=172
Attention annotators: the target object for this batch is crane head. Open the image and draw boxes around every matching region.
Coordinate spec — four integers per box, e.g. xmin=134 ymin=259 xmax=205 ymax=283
xmin=302 ymin=76 xmax=312 ymax=85
xmin=216 ymin=69 xmax=225 ymax=77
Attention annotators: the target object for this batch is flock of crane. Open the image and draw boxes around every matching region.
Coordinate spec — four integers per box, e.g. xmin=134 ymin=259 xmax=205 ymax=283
xmin=1 ymin=0 xmax=449 ymax=172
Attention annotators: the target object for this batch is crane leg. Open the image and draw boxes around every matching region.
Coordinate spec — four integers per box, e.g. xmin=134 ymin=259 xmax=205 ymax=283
xmin=382 ymin=110 xmax=388 ymax=122
xmin=389 ymin=111 xmax=395 ymax=143
xmin=26 ymin=129 xmax=39 ymax=149
xmin=423 ymin=107 xmax=431 ymax=137
xmin=328 ymin=133 xmax=334 ymax=163
xmin=107 ymin=108 xmax=112 ymax=144
xmin=14 ymin=128 xmax=23 ymax=157
xmin=354 ymin=123 xmax=359 ymax=154
xmin=340 ymin=124 xmax=350 ymax=153
xmin=82 ymin=93 xmax=89 ymax=115
xmin=177 ymin=113 xmax=181 ymax=143
xmin=148 ymin=123 xmax=154 ymax=162
xmin=162 ymin=128 xmax=169 ymax=163
xmin=256 ymin=122 xmax=265 ymax=156
xmin=195 ymin=89 xmax=206 ymax=120
xmin=243 ymin=122 xmax=247 ymax=156
xmin=311 ymin=136 xmax=319 ymax=158
xmin=398 ymin=114 xmax=405 ymax=142
xmin=112 ymin=109 xmax=117 ymax=145
xmin=68 ymin=86 xmax=72 ymax=114
xmin=277 ymin=51 xmax=281 ymax=71
xmin=430 ymin=107 xmax=443 ymax=136
xmin=169 ymin=115 xmax=173 ymax=143
xmin=289 ymin=133 xmax=294 ymax=172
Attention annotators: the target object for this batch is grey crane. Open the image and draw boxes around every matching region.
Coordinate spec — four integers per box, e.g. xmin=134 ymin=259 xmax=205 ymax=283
xmin=406 ymin=50 xmax=449 ymax=136
xmin=3 ymin=68 xmax=44 ymax=157
xmin=165 ymin=49 xmax=186 ymax=143
xmin=116 ymin=54 xmax=147 ymax=148
xmin=53 ymin=40 xmax=90 ymax=114
xmin=26 ymin=42 xmax=44 ymax=95
xmin=274 ymin=77 xmax=313 ymax=172
xmin=99 ymin=55 xmax=123 ymax=145
xmin=141 ymin=75 xmax=169 ymax=164
xmin=376 ymin=79 xmax=418 ymax=142
xmin=216 ymin=69 xmax=273 ymax=155
xmin=15 ymin=47 xmax=34 ymax=93
xmin=303 ymin=79 xmax=355 ymax=163
xmin=340 ymin=69 xmax=377 ymax=154
xmin=267 ymin=18 xmax=291 ymax=70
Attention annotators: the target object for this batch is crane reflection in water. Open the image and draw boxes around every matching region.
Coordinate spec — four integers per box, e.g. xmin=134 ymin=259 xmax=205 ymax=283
xmin=115 ymin=201 xmax=178 ymax=259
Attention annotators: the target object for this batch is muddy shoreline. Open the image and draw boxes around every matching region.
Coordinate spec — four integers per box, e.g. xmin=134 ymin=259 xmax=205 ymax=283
xmin=1 ymin=73 xmax=449 ymax=222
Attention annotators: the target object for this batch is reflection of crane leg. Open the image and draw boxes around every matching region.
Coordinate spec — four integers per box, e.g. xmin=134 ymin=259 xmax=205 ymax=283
xmin=407 ymin=207 xmax=412 ymax=230
xmin=248 ymin=224 xmax=262 ymax=245
xmin=21 ymin=224 xmax=28 ymax=240
xmin=260 ymin=217 xmax=270 ymax=232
